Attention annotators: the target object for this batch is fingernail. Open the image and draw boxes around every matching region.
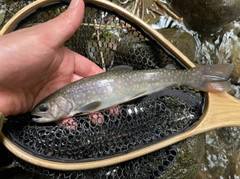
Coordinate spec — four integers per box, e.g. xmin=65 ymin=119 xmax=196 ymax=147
xmin=69 ymin=0 xmax=79 ymax=8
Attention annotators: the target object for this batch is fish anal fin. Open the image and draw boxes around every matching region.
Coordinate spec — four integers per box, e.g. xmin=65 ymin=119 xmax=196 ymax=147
xmin=130 ymin=91 xmax=149 ymax=100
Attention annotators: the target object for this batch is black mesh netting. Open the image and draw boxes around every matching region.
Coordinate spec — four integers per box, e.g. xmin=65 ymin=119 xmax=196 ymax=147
xmin=2 ymin=1 xmax=205 ymax=178
xmin=4 ymin=87 xmax=204 ymax=162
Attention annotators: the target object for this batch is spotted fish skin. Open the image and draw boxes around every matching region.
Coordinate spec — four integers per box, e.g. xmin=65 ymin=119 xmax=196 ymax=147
xmin=31 ymin=64 xmax=233 ymax=123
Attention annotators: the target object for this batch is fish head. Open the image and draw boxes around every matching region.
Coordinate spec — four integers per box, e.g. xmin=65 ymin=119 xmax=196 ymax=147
xmin=31 ymin=96 xmax=73 ymax=123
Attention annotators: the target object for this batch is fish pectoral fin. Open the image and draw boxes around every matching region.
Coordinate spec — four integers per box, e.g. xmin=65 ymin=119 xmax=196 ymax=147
xmin=77 ymin=101 xmax=102 ymax=114
xmin=130 ymin=91 xmax=149 ymax=100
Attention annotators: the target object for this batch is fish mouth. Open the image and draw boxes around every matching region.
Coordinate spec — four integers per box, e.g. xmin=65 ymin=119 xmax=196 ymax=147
xmin=32 ymin=116 xmax=54 ymax=123
xmin=31 ymin=110 xmax=55 ymax=123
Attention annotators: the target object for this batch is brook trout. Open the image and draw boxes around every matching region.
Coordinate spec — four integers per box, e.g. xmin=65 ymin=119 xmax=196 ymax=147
xmin=32 ymin=64 xmax=233 ymax=123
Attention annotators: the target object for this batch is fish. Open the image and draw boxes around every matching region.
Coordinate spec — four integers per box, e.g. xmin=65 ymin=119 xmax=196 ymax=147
xmin=31 ymin=64 xmax=233 ymax=123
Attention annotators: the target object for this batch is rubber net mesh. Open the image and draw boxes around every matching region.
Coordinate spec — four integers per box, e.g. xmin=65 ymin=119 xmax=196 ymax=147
xmin=2 ymin=2 xmax=205 ymax=178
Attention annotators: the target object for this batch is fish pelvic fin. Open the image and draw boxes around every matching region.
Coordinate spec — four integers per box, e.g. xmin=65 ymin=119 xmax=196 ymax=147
xmin=193 ymin=64 xmax=233 ymax=93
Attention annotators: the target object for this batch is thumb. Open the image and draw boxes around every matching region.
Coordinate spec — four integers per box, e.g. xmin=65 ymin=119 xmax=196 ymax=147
xmin=36 ymin=0 xmax=85 ymax=48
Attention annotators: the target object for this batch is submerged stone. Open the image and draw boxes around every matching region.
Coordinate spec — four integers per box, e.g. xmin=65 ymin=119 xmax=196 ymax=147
xmin=167 ymin=0 xmax=240 ymax=33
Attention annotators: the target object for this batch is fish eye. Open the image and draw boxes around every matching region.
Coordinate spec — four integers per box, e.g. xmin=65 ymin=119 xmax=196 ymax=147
xmin=38 ymin=104 xmax=49 ymax=112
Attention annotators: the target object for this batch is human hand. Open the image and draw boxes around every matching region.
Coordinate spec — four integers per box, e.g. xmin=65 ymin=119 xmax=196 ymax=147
xmin=0 ymin=0 xmax=103 ymax=117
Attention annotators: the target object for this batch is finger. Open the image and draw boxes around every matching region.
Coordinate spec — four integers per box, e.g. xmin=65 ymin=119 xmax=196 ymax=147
xmin=73 ymin=52 xmax=104 ymax=77
xmin=61 ymin=47 xmax=104 ymax=77
xmin=71 ymin=74 xmax=83 ymax=82
xmin=35 ymin=0 xmax=85 ymax=48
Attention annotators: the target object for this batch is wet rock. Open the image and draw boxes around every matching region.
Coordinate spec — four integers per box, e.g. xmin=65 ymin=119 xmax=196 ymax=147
xmin=222 ymin=26 xmax=240 ymax=85
xmin=166 ymin=0 xmax=240 ymax=33
xmin=0 ymin=10 xmax=6 ymax=27
xmin=158 ymin=29 xmax=196 ymax=61
xmin=217 ymin=127 xmax=240 ymax=150
xmin=231 ymin=57 xmax=240 ymax=84
xmin=143 ymin=0 xmax=165 ymax=24
xmin=229 ymin=31 xmax=240 ymax=85
xmin=161 ymin=135 xmax=205 ymax=179
xmin=196 ymin=129 xmax=240 ymax=178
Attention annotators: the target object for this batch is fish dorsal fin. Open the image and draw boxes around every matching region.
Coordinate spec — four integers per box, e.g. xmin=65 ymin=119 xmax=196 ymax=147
xmin=130 ymin=91 xmax=149 ymax=100
xmin=76 ymin=101 xmax=102 ymax=114
xmin=110 ymin=65 xmax=133 ymax=71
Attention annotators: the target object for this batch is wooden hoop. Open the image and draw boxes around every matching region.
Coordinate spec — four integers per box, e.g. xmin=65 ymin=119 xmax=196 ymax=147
xmin=1 ymin=0 xmax=240 ymax=171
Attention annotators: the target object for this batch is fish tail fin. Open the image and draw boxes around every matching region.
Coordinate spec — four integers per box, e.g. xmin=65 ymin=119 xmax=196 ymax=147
xmin=193 ymin=64 xmax=233 ymax=93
